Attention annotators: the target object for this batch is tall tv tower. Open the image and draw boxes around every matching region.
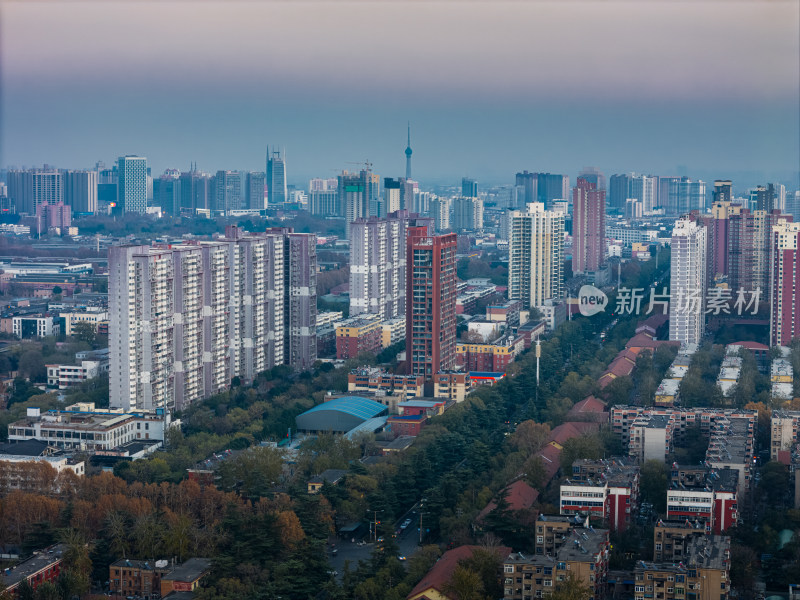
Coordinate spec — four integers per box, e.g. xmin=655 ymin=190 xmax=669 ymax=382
xmin=405 ymin=122 xmax=413 ymax=180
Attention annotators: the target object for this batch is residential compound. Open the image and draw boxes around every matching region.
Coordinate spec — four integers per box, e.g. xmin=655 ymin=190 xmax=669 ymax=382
xmin=109 ymin=225 xmax=316 ymax=411
xmin=503 ymin=520 xmax=610 ymax=600
xmin=634 ymin=535 xmax=731 ymax=600
xmin=508 ymin=202 xmax=565 ymax=310
xmin=560 ymin=458 xmax=640 ymax=531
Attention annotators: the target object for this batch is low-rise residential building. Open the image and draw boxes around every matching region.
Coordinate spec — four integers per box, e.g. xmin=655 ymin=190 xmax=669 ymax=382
xmin=561 ymin=459 xmax=640 ymax=531
xmin=408 ymin=545 xmax=511 ymax=600
xmin=634 ymin=536 xmax=731 ymax=600
xmin=307 ymin=468 xmax=347 ymax=494
xmin=159 ymin=558 xmax=211 ymax=597
xmin=387 ymin=413 xmax=427 ymax=438
xmin=486 ymin=300 xmax=522 ymax=328
xmin=456 ymin=335 xmax=525 ymax=373
xmin=771 ymin=354 xmax=794 ymax=401
xmin=0 ymin=545 xmax=65 ymax=597
xmin=538 ymin=299 xmax=566 ymax=331
xmin=654 ymin=520 xmax=709 ymax=562
xmin=433 ymin=371 xmax=470 ymax=402
xmin=771 ymin=410 xmax=800 ymax=463
xmin=336 ymin=314 xmax=382 ymax=359
xmin=7 ymin=405 xmax=169 ymax=452
xmin=502 ymin=526 xmax=610 ymax=600
xmin=667 ymin=466 xmax=739 ymax=533
xmin=12 ymin=315 xmax=58 ymax=338
xmin=380 ymin=316 xmax=405 ymax=348
xmin=46 ymin=359 xmax=108 ymax=389
xmin=716 ymin=355 xmax=742 ymax=399
xmin=59 ymin=309 xmax=108 ymax=336
xmin=517 ymin=320 xmax=547 ymax=349
xmin=655 ymin=379 xmax=681 ymax=407
xmin=348 ymin=367 xmax=424 ymax=398
xmin=109 ymin=559 xmax=172 ymax=600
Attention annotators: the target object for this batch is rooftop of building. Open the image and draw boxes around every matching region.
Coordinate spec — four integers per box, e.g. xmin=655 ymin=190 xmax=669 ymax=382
xmin=1 ymin=544 xmax=65 ymax=589
xmin=110 ymin=558 xmax=170 ymax=570
xmin=636 ymin=535 xmax=730 ymax=572
xmin=408 ymin=545 xmax=512 ymax=600
xmin=644 ymin=415 xmax=672 ymax=429
xmin=308 ymin=468 xmax=348 ymax=485
xmin=161 ymin=558 xmax=211 ymax=582
xmin=556 ymin=527 xmax=609 ymax=563
xmin=0 ymin=439 xmax=59 ymax=457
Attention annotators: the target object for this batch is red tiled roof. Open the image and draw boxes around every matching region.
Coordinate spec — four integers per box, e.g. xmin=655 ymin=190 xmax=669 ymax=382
xmin=407 ymin=545 xmax=512 ymax=600
xmin=476 ymin=480 xmax=540 ymax=522
xmin=730 ymin=341 xmax=769 ymax=350
xmin=566 ymin=396 xmax=608 ymax=423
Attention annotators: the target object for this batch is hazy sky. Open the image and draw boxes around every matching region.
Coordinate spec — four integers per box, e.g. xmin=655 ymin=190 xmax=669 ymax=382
xmin=2 ymin=1 xmax=798 ymax=188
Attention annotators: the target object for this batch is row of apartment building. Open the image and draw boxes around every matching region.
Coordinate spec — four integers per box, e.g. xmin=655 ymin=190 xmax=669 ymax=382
xmin=108 ymin=225 xmax=316 ymax=411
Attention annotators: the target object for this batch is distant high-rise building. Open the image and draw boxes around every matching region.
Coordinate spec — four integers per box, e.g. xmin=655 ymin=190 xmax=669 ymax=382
xmin=697 ymin=202 xmax=788 ymax=300
xmin=179 ymin=168 xmax=212 ymax=214
xmin=406 ymin=226 xmax=457 ymax=379
xmin=309 ymin=189 xmax=339 ymax=216
xmin=630 ymin=175 xmax=656 ymax=213
xmin=608 ymin=174 xmax=631 ymax=212
xmin=7 ymin=168 xmax=64 ymax=215
xmin=246 ymin=172 xmax=266 ymax=210
xmin=383 ymin=178 xmax=402 ymax=217
xmin=63 ymin=170 xmax=98 ymax=214
xmin=350 ymin=211 xmax=430 ymax=320
xmin=309 ymin=177 xmax=338 ymax=192
xmin=770 ymin=219 xmax=800 ymax=346
xmin=339 ymin=169 xmax=379 ymax=238
xmin=214 ymin=170 xmax=243 ymax=215
xmin=787 ymin=190 xmax=800 ymax=220
xmin=750 ymin=183 xmax=786 ymax=213
xmin=429 ymin=197 xmax=451 ymax=231
xmin=461 ymin=177 xmax=478 ymax=198
xmin=572 ymin=178 xmax=606 ymax=275
xmin=118 ymin=156 xmax=148 ymax=214
xmin=399 ymin=178 xmax=417 ymax=212
xmin=266 ymin=147 xmax=287 ymax=206
xmin=278 ymin=230 xmax=317 ymax=372
xmin=109 ymin=226 xmax=315 ymax=411
xmin=577 ymin=167 xmax=606 ymax=191
xmin=508 ymin=202 xmax=565 ymax=309
xmin=405 ymin=124 xmax=413 ymax=180
xmin=666 ymin=177 xmax=706 ymax=216
xmin=669 ymin=218 xmax=707 ymax=346
xmin=515 ymin=171 xmax=538 ymax=205
xmin=153 ymin=173 xmax=181 ymax=215
xmin=713 ymin=180 xmax=733 ymax=204
xmin=452 ymin=196 xmax=484 ymax=231
xmin=537 ymin=173 xmax=569 ymax=209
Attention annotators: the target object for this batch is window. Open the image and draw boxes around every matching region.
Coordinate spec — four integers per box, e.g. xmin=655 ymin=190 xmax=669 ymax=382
xmin=505 ymin=566 xmax=514 ymax=573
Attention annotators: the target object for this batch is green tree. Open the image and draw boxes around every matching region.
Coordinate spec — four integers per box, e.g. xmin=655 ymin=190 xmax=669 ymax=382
xmin=71 ymin=321 xmax=96 ymax=346
xmin=550 ymin=571 xmax=593 ymax=600
xmin=442 ymin=565 xmax=487 ymax=600
xmin=59 ymin=528 xmax=92 ymax=598
xmin=640 ymin=460 xmax=668 ymax=514
xmin=18 ymin=350 xmax=46 ymax=382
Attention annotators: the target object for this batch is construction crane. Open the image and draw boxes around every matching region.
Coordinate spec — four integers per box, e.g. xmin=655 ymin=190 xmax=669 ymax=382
xmin=345 ymin=160 xmax=373 ymax=171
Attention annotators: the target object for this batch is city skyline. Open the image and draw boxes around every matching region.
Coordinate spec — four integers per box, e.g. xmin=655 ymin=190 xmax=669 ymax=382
xmin=1 ymin=2 xmax=798 ymax=188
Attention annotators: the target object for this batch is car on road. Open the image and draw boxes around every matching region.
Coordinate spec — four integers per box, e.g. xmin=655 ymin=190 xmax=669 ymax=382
xmin=397 ymin=555 xmax=406 ymax=561
xmin=400 ymin=518 xmax=412 ymax=529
